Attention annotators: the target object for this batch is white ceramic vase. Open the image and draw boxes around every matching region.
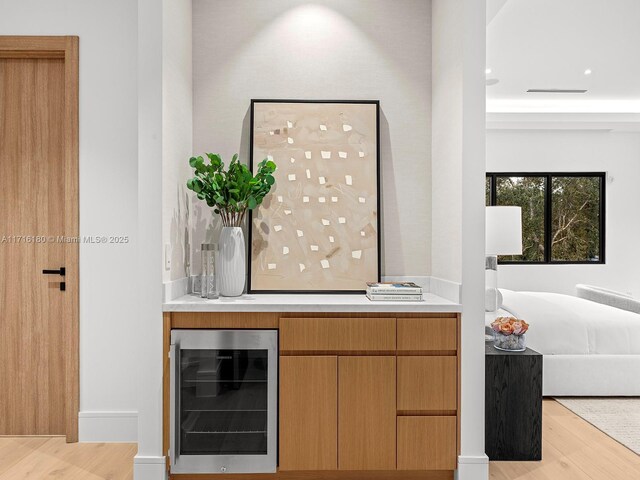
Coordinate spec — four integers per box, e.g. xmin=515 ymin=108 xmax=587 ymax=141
xmin=218 ymin=226 xmax=245 ymax=297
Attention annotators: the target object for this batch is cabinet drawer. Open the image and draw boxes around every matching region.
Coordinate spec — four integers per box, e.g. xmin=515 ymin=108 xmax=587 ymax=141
xmin=397 ymin=416 xmax=457 ymax=470
xmin=280 ymin=317 xmax=396 ymax=352
xmin=397 ymin=317 xmax=457 ymax=352
xmin=397 ymin=356 xmax=457 ymax=412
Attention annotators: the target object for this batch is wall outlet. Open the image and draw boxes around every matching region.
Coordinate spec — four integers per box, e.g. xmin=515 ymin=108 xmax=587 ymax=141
xmin=164 ymin=244 xmax=172 ymax=270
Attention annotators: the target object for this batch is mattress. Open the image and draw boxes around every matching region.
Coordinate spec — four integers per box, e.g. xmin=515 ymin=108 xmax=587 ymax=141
xmin=496 ymin=289 xmax=640 ymax=355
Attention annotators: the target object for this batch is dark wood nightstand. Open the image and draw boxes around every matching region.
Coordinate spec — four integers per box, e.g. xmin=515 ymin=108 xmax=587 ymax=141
xmin=485 ymin=342 xmax=543 ymax=461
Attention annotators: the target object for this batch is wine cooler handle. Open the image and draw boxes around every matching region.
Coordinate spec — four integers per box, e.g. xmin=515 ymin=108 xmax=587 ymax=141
xmin=169 ymin=343 xmax=180 ymax=469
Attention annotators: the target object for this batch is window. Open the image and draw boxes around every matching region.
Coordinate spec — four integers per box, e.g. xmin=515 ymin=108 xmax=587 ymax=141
xmin=486 ymin=173 xmax=605 ymax=264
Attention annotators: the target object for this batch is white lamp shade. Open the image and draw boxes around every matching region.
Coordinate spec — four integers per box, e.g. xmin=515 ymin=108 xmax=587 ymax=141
xmin=486 ymin=206 xmax=523 ymax=255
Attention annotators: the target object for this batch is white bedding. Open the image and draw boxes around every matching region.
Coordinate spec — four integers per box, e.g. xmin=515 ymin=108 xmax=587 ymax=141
xmin=498 ymin=289 xmax=640 ymax=355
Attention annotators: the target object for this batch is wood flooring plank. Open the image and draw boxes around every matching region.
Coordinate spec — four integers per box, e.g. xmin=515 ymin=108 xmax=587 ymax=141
xmin=490 ymin=442 xmax=594 ymax=480
xmin=547 ymin=402 xmax=640 ymax=467
xmin=490 ymin=399 xmax=640 ymax=480
xmin=0 ymin=437 xmax=135 ymax=480
xmin=0 ymin=398 xmax=636 ymax=480
xmin=0 ymin=437 xmax=52 ymax=475
xmin=553 ymin=424 xmax=640 ymax=476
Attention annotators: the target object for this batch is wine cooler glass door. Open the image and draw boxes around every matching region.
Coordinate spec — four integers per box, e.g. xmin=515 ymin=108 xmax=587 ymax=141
xmin=170 ymin=330 xmax=277 ymax=474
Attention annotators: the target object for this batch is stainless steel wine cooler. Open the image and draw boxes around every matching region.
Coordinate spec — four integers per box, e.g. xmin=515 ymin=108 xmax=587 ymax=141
xmin=170 ymin=330 xmax=278 ymax=474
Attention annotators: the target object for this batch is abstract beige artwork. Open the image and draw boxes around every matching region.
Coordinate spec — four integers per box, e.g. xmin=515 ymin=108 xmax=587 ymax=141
xmin=249 ymin=100 xmax=380 ymax=292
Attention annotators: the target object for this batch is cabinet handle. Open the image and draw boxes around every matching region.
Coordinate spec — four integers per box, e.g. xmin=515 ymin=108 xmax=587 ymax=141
xmin=42 ymin=267 xmax=66 ymax=291
xmin=42 ymin=267 xmax=66 ymax=276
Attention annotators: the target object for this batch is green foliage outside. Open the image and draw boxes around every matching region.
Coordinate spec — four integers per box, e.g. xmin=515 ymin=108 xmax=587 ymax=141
xmin=187 ymin=153 xmax=277 ymax=227
xmin=486 ymin=176 xmax=601 ymax=263
xmin=550 ymin=177 xmax=601 ymax=261
xmin=495 ymin=176 xmax=546 ymax=262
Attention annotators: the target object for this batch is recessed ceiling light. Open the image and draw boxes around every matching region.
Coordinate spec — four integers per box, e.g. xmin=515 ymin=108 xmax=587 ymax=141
xmin=485 ymin=68 xmax=492 ymax=75
xmin=584 ymin=69 xmax=592 ymax=76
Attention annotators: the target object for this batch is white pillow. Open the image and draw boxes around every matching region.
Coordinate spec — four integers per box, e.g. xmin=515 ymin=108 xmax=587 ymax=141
xmin=577 ymin=284 xmax=632 ymax=298
xmin=576 ymin=284 xmax=640 ymax=314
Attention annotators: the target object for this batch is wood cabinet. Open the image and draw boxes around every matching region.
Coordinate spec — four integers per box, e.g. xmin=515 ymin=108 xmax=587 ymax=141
xmin=397 ymin=417 xmax=457 ymax=470
xmin=279 ymin=355 xmax=397 ymax=472
xmin=280 ymin=317 xmax=396 ymax=352
xmin=164 ymin=311 xmax=460 ymax=479
xmin=397 ymin=317 xmax=457 ymax=352
xmin=397 ymin=356 xmax=457 ymax=413
xmin=279 ymin=314 xmax=459 ymax=474
xmin=338 ymin=357 xmax=396 ymax=470
xmin=279 ymin=356 xmax=337 ymax=470
xmin=485 ymin=344 xmax=542 ymax=461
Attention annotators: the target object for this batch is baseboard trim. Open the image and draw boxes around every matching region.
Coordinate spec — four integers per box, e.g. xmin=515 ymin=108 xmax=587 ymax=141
xmin=455 ymin=454 xmax=489 ymax=480
xmin=430 ymin=276 xmax=462 ymax=303
xmin=78 ymin=411 xmax=137 ymax=442
xmin=134 ymin=455 xmax=167 ymax=480
xmin=163 ymin=277 xmax=189 ymax=302
xmin=381 ymin=275 xmax=431 ymax=290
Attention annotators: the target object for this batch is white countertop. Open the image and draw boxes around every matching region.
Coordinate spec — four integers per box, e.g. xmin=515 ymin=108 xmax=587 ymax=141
xmin=163 ymin=293 xmax=462 ymax=313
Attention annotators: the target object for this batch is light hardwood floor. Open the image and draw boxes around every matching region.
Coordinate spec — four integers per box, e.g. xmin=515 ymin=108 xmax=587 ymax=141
xmin=0 ymin=400 xmax=637 ymax=480
xmin=490 ymin=399 xmax=640 ymax=480
xmin=0 ymin=437 xmax=136 ymax=479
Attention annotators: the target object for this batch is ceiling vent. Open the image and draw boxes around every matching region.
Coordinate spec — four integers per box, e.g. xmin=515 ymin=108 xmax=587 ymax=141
xmin=527 ymin=89 xmax=587 ymax=94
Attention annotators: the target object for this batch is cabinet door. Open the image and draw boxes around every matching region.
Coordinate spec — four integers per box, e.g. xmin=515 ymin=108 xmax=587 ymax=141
xmin=338 ymin=356 xmax=396 ymax=470
xmin=279 ymin=356 xmax=337 ymax=471
xmin=397 ymin=416 xmax=457 ymax=470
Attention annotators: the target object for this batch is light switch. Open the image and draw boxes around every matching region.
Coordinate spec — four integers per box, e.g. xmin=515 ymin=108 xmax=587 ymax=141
xmin=164 ymin=243 xmax=171 ymax=270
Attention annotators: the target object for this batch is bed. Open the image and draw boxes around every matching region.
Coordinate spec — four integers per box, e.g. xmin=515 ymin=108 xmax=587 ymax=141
xmin=490 ymin=289 xmax=640 ymax=396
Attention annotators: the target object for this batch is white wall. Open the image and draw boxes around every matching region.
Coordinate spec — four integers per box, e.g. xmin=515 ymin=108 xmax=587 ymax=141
xmin=487 ymin=129 xmax=640 ymax=297
xmin=431 ymin=0 xmax=462 ymax=282
xmin=432 ymin=1 xmax=488 ymax=479
xmin=0 ymin=0 xmax=139 ymax=441
xmin=162 ymin=0 xmax=193 ymax=284
xmin=135 ymin=0 xmax=166 ymax=477
xmin=192 ymin=0 xmax=432 ymax=277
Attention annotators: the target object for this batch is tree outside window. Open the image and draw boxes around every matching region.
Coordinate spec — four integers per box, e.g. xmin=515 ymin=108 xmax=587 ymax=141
xmin=485 ymin=173 xmax=605 ymax=264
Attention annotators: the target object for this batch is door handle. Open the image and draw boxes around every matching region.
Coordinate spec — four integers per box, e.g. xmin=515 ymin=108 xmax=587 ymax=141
xmin=170 ymin=343 xmax=180 ymax=468
xmin=42 ymin=267 xmax=65 ymax=276
xmin=42 ymin=267 xmax=66 ymax=291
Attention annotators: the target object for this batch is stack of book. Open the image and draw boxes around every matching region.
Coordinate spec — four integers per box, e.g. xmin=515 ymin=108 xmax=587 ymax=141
xmin=366 ymin=282 xmax=424 ymax=302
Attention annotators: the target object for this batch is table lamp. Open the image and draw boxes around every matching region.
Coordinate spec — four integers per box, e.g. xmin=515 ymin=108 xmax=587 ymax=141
xmin=485 ymin=206 xmax=522 ymax=313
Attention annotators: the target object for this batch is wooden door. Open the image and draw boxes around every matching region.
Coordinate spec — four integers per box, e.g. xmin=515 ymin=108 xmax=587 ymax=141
xmin=338 ymin=356 xmax=396 ymax=470
xmin=0 ymin=37 xmax=79 ymax=441
xmin=279 ymin=356 xmax=337 ymax=471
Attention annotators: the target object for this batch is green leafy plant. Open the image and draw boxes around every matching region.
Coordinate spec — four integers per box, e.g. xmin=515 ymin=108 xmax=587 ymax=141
xmin=187 ymin=153 xmax=276 ymax=227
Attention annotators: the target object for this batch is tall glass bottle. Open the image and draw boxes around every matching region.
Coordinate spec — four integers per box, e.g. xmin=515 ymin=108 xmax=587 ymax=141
xmin=201 ymin=243 xmax=219 ymax=299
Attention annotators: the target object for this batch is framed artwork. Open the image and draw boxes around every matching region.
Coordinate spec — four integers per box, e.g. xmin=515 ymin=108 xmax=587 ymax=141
xmin=248 ymin=99 xmax=381 ymax=294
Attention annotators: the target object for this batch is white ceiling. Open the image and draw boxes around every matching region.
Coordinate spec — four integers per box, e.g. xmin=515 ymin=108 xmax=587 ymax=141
xmin=486 ymin=0 xmax=640 ymax=113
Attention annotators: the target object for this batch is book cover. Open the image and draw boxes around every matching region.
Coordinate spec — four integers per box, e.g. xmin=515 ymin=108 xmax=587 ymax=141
xmin=366 ymin=282 xmax=423 ymax=294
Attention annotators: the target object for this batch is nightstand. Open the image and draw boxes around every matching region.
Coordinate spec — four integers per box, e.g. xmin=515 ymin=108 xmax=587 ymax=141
xmin=485 ymin=342 xmax=543 ymax=461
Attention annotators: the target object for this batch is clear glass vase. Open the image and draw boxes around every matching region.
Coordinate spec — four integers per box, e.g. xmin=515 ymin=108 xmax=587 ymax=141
xmin=494 ymin=332 xmax=526 ymax=352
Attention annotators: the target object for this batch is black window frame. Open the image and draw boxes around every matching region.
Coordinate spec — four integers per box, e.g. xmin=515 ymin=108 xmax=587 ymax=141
xmin=486 ymin=172 xmax=606 ymax=265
